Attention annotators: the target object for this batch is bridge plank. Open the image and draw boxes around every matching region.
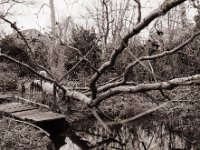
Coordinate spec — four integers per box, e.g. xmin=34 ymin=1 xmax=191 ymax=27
xmin=0 ymin=102 xmax=65 ymax=123
xmin=0 ymin=102 xmax=36 ymax=113
xmin=13 ymin=110 xmax=65 ymax=122
xmin=0 ymin=100 xmax=67 ymax=148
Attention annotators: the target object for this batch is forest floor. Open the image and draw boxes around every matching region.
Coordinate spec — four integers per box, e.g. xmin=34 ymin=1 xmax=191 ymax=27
xmin=0 ymin=116 xmax=53 ymax=150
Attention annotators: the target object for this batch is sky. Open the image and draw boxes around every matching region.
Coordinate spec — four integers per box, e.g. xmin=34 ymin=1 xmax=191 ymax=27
xmin=0 ymin=0 xmax=197 ymax=36
xmin=1 ymin=0 xmax=98 ymax=33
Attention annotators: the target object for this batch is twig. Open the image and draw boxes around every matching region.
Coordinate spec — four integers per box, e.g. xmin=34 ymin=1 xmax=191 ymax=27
xmin=159 ymin=90 xmax=171 ymax=100
xmin=66 ymin=45 xmax=99 ymax=73
xmin=127 ymin=49 xmax=163 ymax=81
xmin=147 ymin=134 xmax=155 ymax=149
xmin=58 ymin=41 xmax=99 ymax=82
xmin=108 ymin=101 xmax=170 ymax=126
xmin=34 ymin=3 xmax=50 ymax=16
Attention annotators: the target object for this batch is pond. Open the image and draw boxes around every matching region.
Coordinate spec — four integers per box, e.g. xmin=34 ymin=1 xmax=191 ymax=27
xmin=59 ymin=116 xmax=200 ymax=150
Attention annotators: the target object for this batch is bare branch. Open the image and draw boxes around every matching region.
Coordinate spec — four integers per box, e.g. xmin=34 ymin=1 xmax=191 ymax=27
xmin=107 ymin=92 xmax=191 ymax=126
xmin=2 ymin=3 xmax=15 ymax=16
xmin=65 ymin=45 xmax=99 ymax=73
xmin=127 ymin=49 xmax=163 ymax=81
xmin=108 ymin=102 xmax=170 ymax=125
xmin=0 ymin=17 xmax=34 ymax=57
xmin=14 ymin=96 xmax=49 ymax=109
xmin=65 ymin=90 xmax=91 ymax=104
xmin=0 ymin=16 xmax=54 ymax=79
xmin=5 ymin=117 xmax=50 ymax=137
xmin=91 ymin=74 xmax=200 ymax=106
xmin=58 ymin=41 xmax=99 ymax=82
xmin=0 ymin=54 xmax=65 ymax=92
xmin=0 ymin=53 xmax=93 ymax=104
xmin=89 ymin=0 xmax=187 ymax=100
xmin=123 ymin=31 xmax=200 ymax=82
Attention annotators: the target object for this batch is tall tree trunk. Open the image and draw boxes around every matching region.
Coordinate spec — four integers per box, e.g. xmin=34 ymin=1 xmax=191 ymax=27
xmin=49 ymin=0 xmax=56 ymax=35
xmin=49 ymin=0 xmax=56 ymax=75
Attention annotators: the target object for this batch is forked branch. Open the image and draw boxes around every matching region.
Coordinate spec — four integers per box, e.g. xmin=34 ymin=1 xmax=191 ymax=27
xmin=89 ymin=0 xmax=187 ymax=100
xmin=91 ymin=74 xmax=200 ymax=106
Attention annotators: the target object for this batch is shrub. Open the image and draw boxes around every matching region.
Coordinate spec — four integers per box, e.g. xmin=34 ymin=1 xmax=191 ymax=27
xmin=0 ymin=63 xmax=18 ymax=92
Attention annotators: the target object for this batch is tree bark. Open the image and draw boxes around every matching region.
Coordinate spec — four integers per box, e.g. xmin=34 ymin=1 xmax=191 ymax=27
xmin=49 ymin=0 xmax=57 ymax=75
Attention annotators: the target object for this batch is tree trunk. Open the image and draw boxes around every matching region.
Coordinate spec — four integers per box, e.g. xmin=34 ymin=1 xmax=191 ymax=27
xmin=49 ymin=0 xmax=57 ymax=76
xmin=49 ymin=0 xmax=56 ymax=35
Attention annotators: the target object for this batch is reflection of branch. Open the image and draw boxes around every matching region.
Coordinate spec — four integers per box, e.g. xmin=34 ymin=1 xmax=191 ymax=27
xmin=90 ymin=107 xmax=111 ymax=133
xmin=89 ymin=137 xmax=124 ymax=149
xmin=89 ymin=0 xmax=187 ymax=100
xmin=147 ymin=134 xmax=155 ymax=149
xmin=139 ymin=140 xmax=147 ymax=150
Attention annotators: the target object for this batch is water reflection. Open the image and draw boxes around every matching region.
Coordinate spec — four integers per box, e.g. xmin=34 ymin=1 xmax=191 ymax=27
xmin=59 ymin=137 xmax=82 ymax=150
xmin=59 ymin=119 xmax=200 ymax=150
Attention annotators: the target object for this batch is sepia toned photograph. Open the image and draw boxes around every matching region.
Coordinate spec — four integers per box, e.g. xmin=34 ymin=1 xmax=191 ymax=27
xmin=0 ymin=0 xmax=200 ymax=149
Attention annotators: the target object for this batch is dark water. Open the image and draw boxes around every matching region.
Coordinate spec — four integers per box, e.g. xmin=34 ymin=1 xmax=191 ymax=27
xmin=60 ymin=118 xmax=199 ymax=150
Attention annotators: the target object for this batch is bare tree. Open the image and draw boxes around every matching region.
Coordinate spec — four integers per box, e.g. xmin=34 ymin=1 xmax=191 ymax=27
xmin=2 ymin=0 xmax=200 ymax=148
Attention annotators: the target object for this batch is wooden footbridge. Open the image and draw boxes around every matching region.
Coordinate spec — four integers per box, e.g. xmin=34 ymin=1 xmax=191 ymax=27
xmin=0 ymin=95 xmax=67 ymax=149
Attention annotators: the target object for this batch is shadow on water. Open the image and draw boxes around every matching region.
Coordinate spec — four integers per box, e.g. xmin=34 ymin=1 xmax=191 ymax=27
xmin=59 ymin=115 xmax=200 ymax=150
